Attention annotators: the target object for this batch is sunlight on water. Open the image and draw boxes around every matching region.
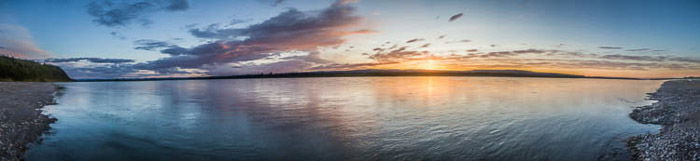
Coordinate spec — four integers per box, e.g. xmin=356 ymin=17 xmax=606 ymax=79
xmin=26 ymin=77 xmax=662 ymax=161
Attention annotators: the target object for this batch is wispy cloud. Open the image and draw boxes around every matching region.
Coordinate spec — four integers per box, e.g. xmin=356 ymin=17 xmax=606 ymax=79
xmin=405 ymin=38 xmax=424 ymax=43
xmin=599 ymin=54 xmax=666 ymax=62
xmin=448 ymin=13 xmax=463 ymax=22
xmin=370 ymin=50 xmax=427 ymax=62
xmin=208 ymin=52 xmax=334 ymax=75
xmin=310 ymin=62 xmax=398 ymax=70
xmin=625 ymin=48 xmax=650 ymax=52
xmin=44 ymin=57 xmax=135 ymax=63
xmin=133 ymin=39 xmax=171 ymax=50
xmin=599 ymin=46 xmax=623 ymax=50
xmin=257 ymin=0 xmax=286 ymax=6
xmin=133 ymin=39 xmax=190 ymax=56
xmin=86 ymin=0 xmax=190 ymax=27
xmin=345 ymin=45 xmax=700 ymax=73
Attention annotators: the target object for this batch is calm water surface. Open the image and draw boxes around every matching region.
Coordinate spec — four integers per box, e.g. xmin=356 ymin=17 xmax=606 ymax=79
xmin=25 ymin=77 xmax=662 ymax=161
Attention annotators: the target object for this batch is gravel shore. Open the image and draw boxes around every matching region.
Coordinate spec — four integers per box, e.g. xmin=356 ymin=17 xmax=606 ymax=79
xmin=628 ymin=79 xmax=700 ymax=161
xmin=0 ymin=82 xmax=59 ymax=161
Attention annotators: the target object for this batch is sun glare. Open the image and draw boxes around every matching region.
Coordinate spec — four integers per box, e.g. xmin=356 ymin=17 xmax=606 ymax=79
xmin=419 ymin=60 xmax=438 ymax=70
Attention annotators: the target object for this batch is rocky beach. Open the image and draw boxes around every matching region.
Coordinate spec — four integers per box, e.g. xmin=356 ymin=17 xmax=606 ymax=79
xmin=628 ymin=79 xmax=700 ymax=161
xmin=0 ymin=82 xmax=59 ymax=161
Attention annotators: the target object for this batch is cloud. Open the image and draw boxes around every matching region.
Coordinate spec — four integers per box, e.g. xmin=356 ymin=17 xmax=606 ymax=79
xmin=132 ymin=39 xmax=191 ymax=56
xmin=187 ymin=24 xmax=237 ymax=39
xmin=334 ymin=0 xmax=359 ymax=6
xmin=480 ymin=51 xmax=518 ymax=58
xmin=159 ymin=46 xmax=189 ymax=56
xmin=625 ymin=48 xmax=650 ymax=52
xmin=45 ymin=57 xmax=141 ymax=79
xmin=599 ymin=54 xmax=667 ymax=62
xmin=87 ymin=0 xmax=190 ymax=27
xmin=511 ymin=49 xmax=548 ymax=54
xmin=599 ymin=46 xmax=623 ymax=49
xmin=551 ymin=60 xmax=689 ymax=71
xmin=274 ymin=0 xmax=285 ymax=6
xmin=226 ymin=60 xmax=315 ymax=74
xmin=368 ymin=46 xmax=430 ymax=62
xmin=207 ymin=55 xmax=327 ymax=75
xmin=110 ymin=31 xmax=126 ymax=39
xmin=453 ymin=49 xmax=555 ymax=59
xmin=48 ymin=0 xmax=365 ymax=78
xmin=44 ymin=57 xmax=135 ymax=63
xmin=132 ymin=41 xmax=276 ymax=71
xmin=448 ymin=13 xmax=463 ymax=22
xmin=60 ymin=65 xmax=139 ymax=79
xmin=595 ymin=54 xmax=700 ymax=64
xmin=334 ymin=45 xmax=700 ymax=73
xmin=281 ymin=51 xmax=333 ymax=64
xmin=0 ymin=24 xmax=49 ymax=58
xmin=446 ymin=39 xmax=471 ymax=44
xmin=258 ymin=0 xmax=286 ymax=6
xmin=436 ymin=57 xmax=700 ymax=72
xmin=363 ymin=45 xmax=699 ymax=68
xmin=310 ymin=62 xmax=398 ymax=70
xmin=133 ymin=39 xmax=171 ymax=50
xmin=405 ymin=38 xmax=424 ymax=43
xmin=667 ymin=57 xmax=700 ymax=63
xmin=188 ymin=2 xmax=369 ymax=45
xmin=64 ymin=43 xmax=700 ymax=79
xmin=132 ymin=0 xmax=368 ymax=74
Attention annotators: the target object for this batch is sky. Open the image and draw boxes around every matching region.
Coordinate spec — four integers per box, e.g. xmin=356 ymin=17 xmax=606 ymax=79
xmin=0 ymin=0 xmax=699 ymax=79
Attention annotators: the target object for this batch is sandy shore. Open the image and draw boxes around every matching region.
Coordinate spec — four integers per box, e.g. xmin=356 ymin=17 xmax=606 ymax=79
xmin=0 ymin=82 xmax=59 ymax=161
xmin=628 ymin=79 xmax=700 ymax=161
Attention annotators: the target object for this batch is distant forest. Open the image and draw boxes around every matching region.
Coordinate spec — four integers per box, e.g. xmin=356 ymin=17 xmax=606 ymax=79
xmin=82 ymin=69 xmax=648 ymax=82
xmin=0 ymin=56 xmax=72 ymax=82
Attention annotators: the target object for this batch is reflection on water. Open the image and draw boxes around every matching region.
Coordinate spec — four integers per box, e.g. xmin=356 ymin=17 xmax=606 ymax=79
xmin=25 ymin=77 xmax=661 ymax=161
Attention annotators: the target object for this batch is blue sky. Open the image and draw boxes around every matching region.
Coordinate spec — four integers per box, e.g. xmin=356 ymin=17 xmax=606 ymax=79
xmin=1 ymin=0 xmax=699 ymax=78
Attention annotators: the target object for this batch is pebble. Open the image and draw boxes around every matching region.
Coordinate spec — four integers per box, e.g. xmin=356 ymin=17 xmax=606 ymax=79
xmin=627 ymin=79 xmax=700 ymax=161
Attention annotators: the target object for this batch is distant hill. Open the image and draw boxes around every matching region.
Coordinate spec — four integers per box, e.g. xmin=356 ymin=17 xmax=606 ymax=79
xmin=79 ymin=69 xmax=626 ymax=82
xmin=0 ymin=56 xmax=72 ymax=82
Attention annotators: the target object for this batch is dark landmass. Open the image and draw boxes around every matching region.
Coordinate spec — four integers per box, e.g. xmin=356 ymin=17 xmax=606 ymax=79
xmin=77 ymin=69 xmax=662 ymax=82
xmin=0 ymin=82 xmax=60 ymax=161
xmin=0 ymin=56 xmax=72 ymax=82
xmin=628 ymin=79 xmax=700 ymax=161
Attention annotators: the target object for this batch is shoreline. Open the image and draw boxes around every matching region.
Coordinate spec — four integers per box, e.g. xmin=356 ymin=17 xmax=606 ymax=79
xmin=627 ymin=79 xmax=700 ymax=161
xmin=0 ymin=82 xmax=59 ymax=161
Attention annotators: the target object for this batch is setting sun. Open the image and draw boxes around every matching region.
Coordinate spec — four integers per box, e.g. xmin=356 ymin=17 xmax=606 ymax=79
xmin=418 ymin=59 xmax=438 ymax=70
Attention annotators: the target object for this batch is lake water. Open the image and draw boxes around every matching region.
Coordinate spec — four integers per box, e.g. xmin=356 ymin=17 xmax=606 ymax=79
xmin=25 ymin=77 xmax=662 ymax=161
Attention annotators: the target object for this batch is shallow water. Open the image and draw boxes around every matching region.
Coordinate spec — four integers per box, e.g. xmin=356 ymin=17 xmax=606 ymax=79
xmin=25 ymin=77 xmax=662 ymax=161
